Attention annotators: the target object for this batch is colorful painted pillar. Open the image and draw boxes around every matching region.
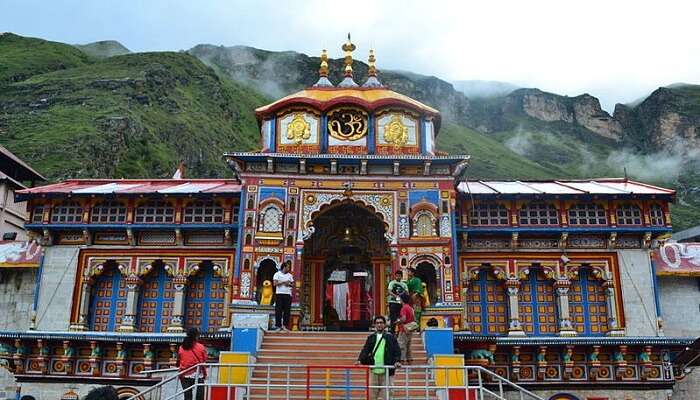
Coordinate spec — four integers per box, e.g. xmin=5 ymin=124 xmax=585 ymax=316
xmin=118 ymin=275 xmax=143 ymax=332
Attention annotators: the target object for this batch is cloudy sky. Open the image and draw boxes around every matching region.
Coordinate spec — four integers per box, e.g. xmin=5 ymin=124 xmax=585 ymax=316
xmin=3 ymin=0 xmax=699 ymax=111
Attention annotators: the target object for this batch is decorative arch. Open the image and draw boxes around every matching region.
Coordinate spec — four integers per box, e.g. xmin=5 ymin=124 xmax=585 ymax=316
xmin=185 ymin=261 xmax=227 ymax=333
xmin=88 ymin=261 xmax=128 ymax=331
xmin=465 ymin=267 xmax=508 ymax=335
xmin=137 ymin=260 xmax=176 ymax=333
xmin=301 ymin=192 xmax=395 ymax=242
xmin=567 ymin=264 xmax=609 ymax=335
xmin=517 ymin=267 xmax=558 ymax=335
xmin=258 ymin=199 xmax=285 ymax=233
xmin=412 ymin=210 xmax=438 ymax=237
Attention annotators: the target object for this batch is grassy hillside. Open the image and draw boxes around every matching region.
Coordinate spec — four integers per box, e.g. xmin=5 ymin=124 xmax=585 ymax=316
xmin=0 ymin=51 xmax=266 ymax=179
xmin=0 ymin=33 xmax=92 ymax=84
xmin=74 ymin=40 xmax=131 ymax=59
xmin=437 ymin=124 xmax=565 ymax=179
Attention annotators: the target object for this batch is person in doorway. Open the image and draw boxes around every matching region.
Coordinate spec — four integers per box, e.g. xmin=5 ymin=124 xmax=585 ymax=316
xmin=273 ymin=260 xmax=294 ymax=331
xmin=177 ymin=328 xmax=208 ymax=400
xmin=397 ymin=293 xmax=416 ymax=363
xmin=405 ymin=268 xmax=423 ymax=327
xmin=387 ymin=270 xmax=408 ymax=334
xmin=355 ymin=315 xmax=402 ymax=400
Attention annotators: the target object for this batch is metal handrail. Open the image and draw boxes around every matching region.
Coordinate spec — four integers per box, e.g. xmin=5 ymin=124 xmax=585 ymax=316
xmin=127 ymin=362 xmax=545 ymax=400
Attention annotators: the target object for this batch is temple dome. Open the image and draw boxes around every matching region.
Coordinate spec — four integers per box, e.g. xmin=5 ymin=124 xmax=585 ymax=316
xmin=255 ymin=87 xmax=441 ymax=131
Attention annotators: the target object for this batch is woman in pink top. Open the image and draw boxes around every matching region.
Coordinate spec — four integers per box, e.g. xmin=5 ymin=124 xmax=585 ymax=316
xmin=178 ymin=328 xmax=208 ymax=400
xmin=397 ymin=293 xmax=415 ymax=363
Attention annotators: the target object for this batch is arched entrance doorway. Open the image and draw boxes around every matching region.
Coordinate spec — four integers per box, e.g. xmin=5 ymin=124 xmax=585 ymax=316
xmin=415 ymin=261 xmax=438 ymax=306
xmin=303 ymin=201 xmax=390 ymax=331
xmin=256 ymin=259 xmax=278 ymax=304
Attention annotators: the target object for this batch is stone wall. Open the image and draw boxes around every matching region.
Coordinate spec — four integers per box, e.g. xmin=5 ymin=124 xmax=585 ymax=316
xmin=618 ymin=249 xmax=661 ymax=336
xmin=34 ymin=246 xmax=80 ymax=331
xmin=672 ymin=369 xmax=700 ymax=400
xmin=658 ymin=276 xmax=700 ymax=337
xmin=0 ymin=269 xmax=35 ymax=331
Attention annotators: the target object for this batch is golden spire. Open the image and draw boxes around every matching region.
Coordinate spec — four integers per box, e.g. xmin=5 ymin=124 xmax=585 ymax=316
xmin=342 ymin=33 xmax=356 ymax=77
xmin=319 ymin=49 xmax=329 ymax=78
xmin=367 ymin=49 xmax=376 ymax=77
xmin=362 ymin=48 xmax=383 ymax=88
xmin=313 ymin=49 xmax=334 ymax=87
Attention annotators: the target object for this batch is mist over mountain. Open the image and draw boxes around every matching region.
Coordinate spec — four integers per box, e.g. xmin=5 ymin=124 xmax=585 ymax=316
xmin=452 ymin=80 xmax=519 ymax=98
xmin=1 ymin=33 xmax=699 ymax=230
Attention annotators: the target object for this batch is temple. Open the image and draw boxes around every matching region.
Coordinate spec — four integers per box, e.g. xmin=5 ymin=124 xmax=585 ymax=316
xmin=0 ymin=37 xmax=695 ymax=400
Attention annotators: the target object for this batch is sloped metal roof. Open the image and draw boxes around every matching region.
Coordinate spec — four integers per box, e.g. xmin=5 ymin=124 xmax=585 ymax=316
xmin=457 ymin=179 xmax=675 ymax=197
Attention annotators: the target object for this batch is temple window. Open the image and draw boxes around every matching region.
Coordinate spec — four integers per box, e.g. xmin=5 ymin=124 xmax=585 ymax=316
xmin=184 ymin=200 xmax=224 ymax=223
xmin=519 ymin=202 xmax=559 ymax=225
xmin=289 ymin=197 xmax=296 ymax=210
xmin=258 ymin=205 xmax=283 ymax=232
xmin=518 ymin=269 xmax=557 ymax=335
xmin=567 ymin=203 xmax=607 ymax=225
xmin=91 ymin=201 xmax=127 ymax=223
xmin=245 ymin=234 xmax=252 ymax=245
xmin=286 ymin=235 xmax=294 ymax=246
xmin=649 ymin=203 xmax=665 ymax=226
xmin=569 ymin=268 xmax=608 ymax=335
xmin=185 ymin=261 xmax=226 ymax=333
xmin=466 ymin=269 xmax=508 ymax=335
xmin=247 ymin=195 xmax=255 ymax=209
xmin=616 ymin=203 xmax=642 ymax=225
xmin=469 ymin=203 xmax=509 ymax=226
xmin=31 ymin=205 xmax=44 ymax=223
xmin=135 ymin=200 xmax=174 ymax=223
xmin=412 ymin=210 xmax=437 ymax=237
xmin=400 ymin=202 xmax=407 ymax=215
xmin=137 ymin=261 xmax=175 ymax=333
xmin=51 ymin=201 xmax=83 ymax=223
xmin=88 ymin=262 xmax=128 ymax=331
xmin=287 ymin=217 xmax=295 ymax=230
xmin=442 ymin=200 xmax=449 ymax=213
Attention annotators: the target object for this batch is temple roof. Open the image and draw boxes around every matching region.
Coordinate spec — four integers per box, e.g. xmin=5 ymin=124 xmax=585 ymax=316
xmin=255 ymin=87 xmax=440 ymax=120
xmin=15 ymin=179 xmax=242 ymax=200
xmin=457 ymin=178 xmax=675 ymax=198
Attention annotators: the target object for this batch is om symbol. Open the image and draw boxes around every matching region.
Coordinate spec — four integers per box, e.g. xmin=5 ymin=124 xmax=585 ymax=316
xmin=327 ymin=109 xmax=367 ymax=141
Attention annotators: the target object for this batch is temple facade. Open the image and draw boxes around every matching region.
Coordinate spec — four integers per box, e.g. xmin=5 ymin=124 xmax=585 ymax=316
xmin=0 ymin=38 xmax=695 ymax=400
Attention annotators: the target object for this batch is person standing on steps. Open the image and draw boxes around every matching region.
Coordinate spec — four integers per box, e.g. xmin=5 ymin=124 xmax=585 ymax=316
xmin=273 ymin=260 xmax=294 ymax=331
xmin=406 ymin=267 xmax=423 ymax=328
xmin=355 ymin=315 xmax=402 ymax=400
xmin=177 ymin=328 xmax=208 ymax=400
xmin=397 ymin=293 xmax=416 ymax=364
xmin=387 ymin=270 xmax=408 ymax=334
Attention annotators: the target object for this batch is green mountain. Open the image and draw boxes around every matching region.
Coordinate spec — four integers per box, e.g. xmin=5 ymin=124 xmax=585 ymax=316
xmin=1 ymin=34 xmax=699 ymax=230
xmin=74 ymin=40 xmax=131 ymax=59
xmin=0 ymin=33 xmax=92 ymax=84
xmin=1 ymin=35 xmax=265 ymax=180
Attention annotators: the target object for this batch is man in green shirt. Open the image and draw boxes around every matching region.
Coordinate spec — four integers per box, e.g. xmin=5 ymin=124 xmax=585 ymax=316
xmin=387 ymin=270 xmax=408 ymax=334
xmin=406 ymin=268 xmax=423 ymax=327
xmin=356 ymin=316 xmax=401 ymax=400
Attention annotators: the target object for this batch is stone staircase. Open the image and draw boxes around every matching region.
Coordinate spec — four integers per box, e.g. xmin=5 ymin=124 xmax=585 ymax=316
xmin=249 ymin=331 xmax=435 ymax=399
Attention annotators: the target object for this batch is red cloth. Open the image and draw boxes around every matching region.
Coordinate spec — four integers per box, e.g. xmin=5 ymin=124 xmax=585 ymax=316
xmin=348 ymin=280 xmax=362 ymax=320
xmin=398 ymin=303 xmax=415 ymax=333
xmin=178 ymin=342 xmax=208 ymax=378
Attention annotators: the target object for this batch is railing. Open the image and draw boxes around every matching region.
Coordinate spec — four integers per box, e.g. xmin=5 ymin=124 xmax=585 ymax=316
xmin=127 ymin=363 xmax=545 ymax=400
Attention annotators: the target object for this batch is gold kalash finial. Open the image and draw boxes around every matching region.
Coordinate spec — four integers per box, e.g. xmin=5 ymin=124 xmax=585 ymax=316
xmin=319 ymin=49 xmax=329 ymax=77
xmin=367 ymin=49 xmax=377 ymax=76
xmin=338 ymin=33 xmax=359 ymax=88
xmin=313 ymin=49 xmax=333 ymax=87
xmin=342 ymin=33 xmax=356 ymax=76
